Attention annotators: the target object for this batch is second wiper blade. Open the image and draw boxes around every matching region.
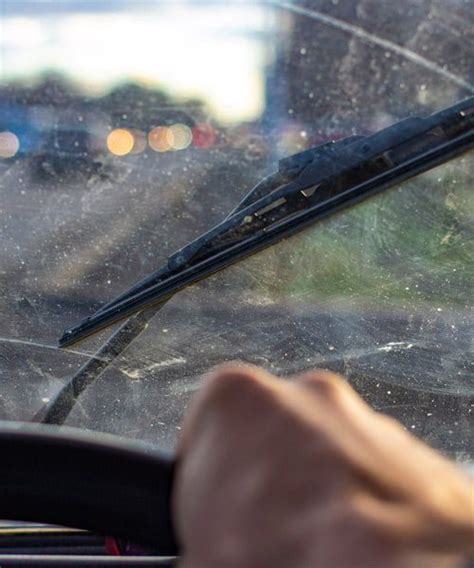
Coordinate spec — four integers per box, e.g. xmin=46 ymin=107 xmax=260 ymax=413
xmin=60 ymin=97 xmax=474 ymax=347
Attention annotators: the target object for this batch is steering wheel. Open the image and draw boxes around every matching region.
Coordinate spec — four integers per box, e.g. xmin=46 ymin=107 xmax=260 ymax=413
xmin=0 ymin=422 xmax=178 ymax=556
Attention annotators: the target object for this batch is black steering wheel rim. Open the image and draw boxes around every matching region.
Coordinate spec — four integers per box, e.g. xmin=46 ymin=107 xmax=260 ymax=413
xmin=0 ymin=422 xmax=178 ymax=556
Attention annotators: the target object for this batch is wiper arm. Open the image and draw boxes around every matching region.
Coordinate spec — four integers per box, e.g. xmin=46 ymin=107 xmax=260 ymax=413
xmin=60 ymin=97 xmax=474 ymax=348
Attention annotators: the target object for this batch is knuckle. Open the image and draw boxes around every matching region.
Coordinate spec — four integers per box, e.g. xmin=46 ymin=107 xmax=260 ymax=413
xmin=203 ymin=361 xmax=272 ymax=405
xmin=297 ymin=369 xmax=348 ymax=405
xmin=179 ymin=363 xmax=271 ymax=447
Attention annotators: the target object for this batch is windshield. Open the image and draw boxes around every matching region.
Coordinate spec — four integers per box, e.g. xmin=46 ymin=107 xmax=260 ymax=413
xmin=0 ymin=0 xmax=472 ymax=466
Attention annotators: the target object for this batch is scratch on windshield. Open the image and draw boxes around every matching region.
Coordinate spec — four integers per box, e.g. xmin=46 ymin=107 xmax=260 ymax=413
xmin=0 ymin=336 xmax=103 ymax=361
xmin=275 ymin=1 xmax=474 ymax=94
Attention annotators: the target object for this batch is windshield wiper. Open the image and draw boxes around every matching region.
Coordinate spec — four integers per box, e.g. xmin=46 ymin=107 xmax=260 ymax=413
xmin=60 ymin=97 xmax=474 ymax=348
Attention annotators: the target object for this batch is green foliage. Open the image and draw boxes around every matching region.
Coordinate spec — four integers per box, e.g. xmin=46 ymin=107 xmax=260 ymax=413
xmin=238 ymin=156 xmax=473 ymax=310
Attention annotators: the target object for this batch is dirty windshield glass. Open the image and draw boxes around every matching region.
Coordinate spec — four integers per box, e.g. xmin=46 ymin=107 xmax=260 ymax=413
xmin=0 ymin=1 xmax=472 ymax=464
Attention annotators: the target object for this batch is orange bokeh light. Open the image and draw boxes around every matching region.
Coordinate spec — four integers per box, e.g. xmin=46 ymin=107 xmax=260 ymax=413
xmin=148 ymin=126 xmax=171 ymax=152
xmin=107 ymin=128 xmax=135 ymax=156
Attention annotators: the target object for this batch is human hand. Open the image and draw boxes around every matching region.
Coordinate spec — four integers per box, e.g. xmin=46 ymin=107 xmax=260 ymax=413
xmin=173 ymin=363 xmax=474 ymax=568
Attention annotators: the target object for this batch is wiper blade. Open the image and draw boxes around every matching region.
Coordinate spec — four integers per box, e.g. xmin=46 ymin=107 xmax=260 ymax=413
xmin=60 ymin=97 xmax=474 ymax=347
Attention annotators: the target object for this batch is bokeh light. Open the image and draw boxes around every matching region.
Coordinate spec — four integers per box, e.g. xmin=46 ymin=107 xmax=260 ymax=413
xmin=0 ymin=131 xmax=20 ymax=158
xmin=167 ymin=123 xmax=193 ymax=150
xmin=129 ymin=129 xmax=147 ymax=155
xmin=276 ymin=124 xmax=310 ymax=156
xmin=107 ymin=128 xmax=134 ymax=156
xmin=192 ymin=123 xmax=216 ymax=149
xmin=148 ymin=126 xmax=171 ymax=152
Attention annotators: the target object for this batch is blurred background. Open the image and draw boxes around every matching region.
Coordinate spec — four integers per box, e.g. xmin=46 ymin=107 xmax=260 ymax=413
xmin=2 ymin=0 xmax=472 ymax=169
xmin=0 ymin=1 xmax=472 ymax=461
